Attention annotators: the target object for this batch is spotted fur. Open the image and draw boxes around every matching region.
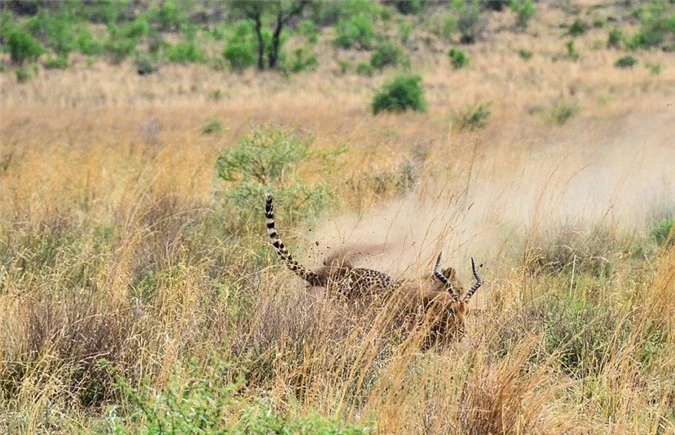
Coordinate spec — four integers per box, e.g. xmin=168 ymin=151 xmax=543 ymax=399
xmin=265 ymin=193 xmax=395 ymax=300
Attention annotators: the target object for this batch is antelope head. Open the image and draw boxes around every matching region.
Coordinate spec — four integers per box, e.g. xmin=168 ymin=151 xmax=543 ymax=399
xmin=421 ymin=252 xmax=483 ymax=346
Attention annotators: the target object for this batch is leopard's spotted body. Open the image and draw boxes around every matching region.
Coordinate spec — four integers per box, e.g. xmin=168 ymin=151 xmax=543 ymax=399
xmin=265 ymin=193 xmax=398 ymax=300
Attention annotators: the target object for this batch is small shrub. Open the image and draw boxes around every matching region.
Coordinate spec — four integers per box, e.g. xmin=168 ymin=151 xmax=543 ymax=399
xmin=296 ymin=19 xmax=319 ymax=43
xmin=398 ymin=21 xmax=413 ymax=44
xmin=44 ymin=54 xmax=68 ymax=69
xmin=428 ymin=14 xmax=458 ymax=41
xmin=550 ymin=99 xmax=579 ymax=125
xmin=15 ymin=67 xmax=32 ymax=83
xmin=103 ymin=27 xmax=138 ymax=64
xmin=223 ymin=21 xmax=258 ymax=72
xmin=215 ymin=126 xmax=337 ymax=228
xmin=568 ymin=19 xmax=587 ymax=36
xmin=76 ymin=27 xmax=103 ymax=56
xmin=148 ymin=0 xmax=187 ymax=32
xmin=112 ymin=366 xmax=372 ymax=433
xmin=651 ymin=218 xmax=674 ymax=247
xmin=282 ymin=47 xmax=319 ymax=74
xmin=166 ymin=41 xmax=207 ymax=64
xmin=607 ymin=28 xmax=623 ymax=49
xmin=452 ymin=102 xmax=491 ymax=130
xmin=7 ymin=27 xmax=43 ymax=65
xmin=201 ymin=120 xmax=224 ymax=135
xmin=510 ymin=0 xmax=536 ymax=31
xmin=223 ymin=43 xmax=256 ymax=72
xmin=646 ymin=62 xmax=663 ymax=75
xmin=448 ymin=47 xmax=469 ymax=69
xmin=124 ymin=16 xmax=151 ymax=39
xmin=338 ymin=59 xmax=352 ymax=74
xmin=626 ymin=0 xmax=675 ymax=50
xmin=518 ymin=49 xmax=533 ymax=60
xmin=334 ymin=14 xmax=377 ymax=50
xmin=565 ymin=40 xmax=579 ymax=61
xmin=371 ymin=73 xmax=426 ymax=115
xmin=26 ymin=11 xmax=79 ymax=56
xmin=592 ymin=18 xmax=605 ymax=28
xmin=370 ymin=42 xmax=407 ymax=70
xmin=210 ymin=90 xmax=224 ymax=101
xmin=614 ymin=55 xmax=638 ymax=69
xmin=356 ymin=61 xmax=374 ymax=76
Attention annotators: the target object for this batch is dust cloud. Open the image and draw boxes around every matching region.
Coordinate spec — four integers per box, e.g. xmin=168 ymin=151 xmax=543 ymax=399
xmin=307 ymin=112 xmax=675 ymax=278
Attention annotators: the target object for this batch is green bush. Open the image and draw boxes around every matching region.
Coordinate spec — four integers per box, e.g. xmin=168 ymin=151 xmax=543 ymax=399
xmin=125 ymin=15 xmax=151 ymax=39
xmin=398 ymin=21 xmax=413 ymax=43
xmin=201 ymin=120 xmax=224 ymax=135
xmin=7 ymin=27 xmax=43 ymax=65
xmin=44 ymin=54 xmax=68 ymax=69
xmin=76 ymin=27 xmax=103 ymax=56
xmin=646 ymin=62 xmax=663 ymax=75
xmin=81 ymin=0 xmax=124 ymax=24
xmin=355 ymin=61 xmax=373 ymax=76
xmin=223 ymin=20 xmax=258 ymax=72
xmin=296 ymin=19 xmax=319 ymax=43
xmin=448 ymin=47 xmax=469 ymax=68
xmin=427 ymin=14 xmax=458 ymax=42
xmin=103 ymin=24 xmax=138 ymax=64
xmin=614 ymin=55 xmax=638 ymax=69
xmin=215 ymin=127 xmax=339 ymax=229
xmin=565 ymin=40 xmax=579 ymax=61
xmin=334 ymin=14 xmax=377 ymax=49
xmin=607 ymin=28 xmax=624 ymax=49
xmin=550 ymin=99 xmax=579 ymax=125
xmin=370 ymin=42 xmax=407 ymax=70
xmin=651 ymin=218 xmax=673 ymax=247
xmin=518 ymin=49 xmax=533 ymax=60
xmin=626 ymin=0 xmax=675 ymax=50
xmin=372 ymin=74 xmax=426 ymax=115
xmin=166 ymin=41 xmax=207 ymax=64
xmin=147 ymin=0 xmax=187 ymax=32
xmin=224 ymin=43 xmax=256 ymax=71
xmin=111 ymin=363 xmax=372 ymax=434
xmin=15 ymin=67 xmax=32 ymax=83
xmin=282 ymin=47 xmax=319 ymax=74
xmin=452 ymin=102 xmax=491 ymax=130
xmin=510 ymin=0 xmax=536 ymax=31
xmin=26 ymin=11 xmax=78 ymax=56
xmin=568 ymin=19 xmax=587 ymax=36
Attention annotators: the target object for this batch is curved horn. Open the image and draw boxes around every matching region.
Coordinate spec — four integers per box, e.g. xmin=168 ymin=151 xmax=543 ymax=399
xmin=433 ymin=252 xmax=459 ymax=301
xmin=463 ymin=257 xmax=483 ymax=302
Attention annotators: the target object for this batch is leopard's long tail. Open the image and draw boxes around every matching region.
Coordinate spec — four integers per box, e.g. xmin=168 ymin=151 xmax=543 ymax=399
xmin=265 ymin=193 xmax=325 ymax=287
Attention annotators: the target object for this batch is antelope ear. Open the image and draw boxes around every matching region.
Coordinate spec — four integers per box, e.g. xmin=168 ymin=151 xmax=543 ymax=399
xmin=442 ymin=267 xmax=456 ymax=279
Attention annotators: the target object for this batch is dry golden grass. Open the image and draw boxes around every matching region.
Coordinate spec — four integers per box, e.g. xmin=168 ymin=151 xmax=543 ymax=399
xmin=1 ymin=2 xmax=674 ymax=433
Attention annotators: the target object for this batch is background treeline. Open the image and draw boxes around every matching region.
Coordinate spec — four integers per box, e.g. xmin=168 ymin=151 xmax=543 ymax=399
xmin=1 ymin=0 xmax=673 ymax=77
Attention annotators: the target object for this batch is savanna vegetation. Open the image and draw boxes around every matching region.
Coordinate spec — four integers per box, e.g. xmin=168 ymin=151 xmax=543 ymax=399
xmin=0 ymin=0 xmax=674 ymax=433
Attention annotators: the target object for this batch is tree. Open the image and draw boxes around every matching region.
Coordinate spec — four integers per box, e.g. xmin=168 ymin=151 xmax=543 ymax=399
xmin=230 ymin=0 xmax=312 ymax=71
